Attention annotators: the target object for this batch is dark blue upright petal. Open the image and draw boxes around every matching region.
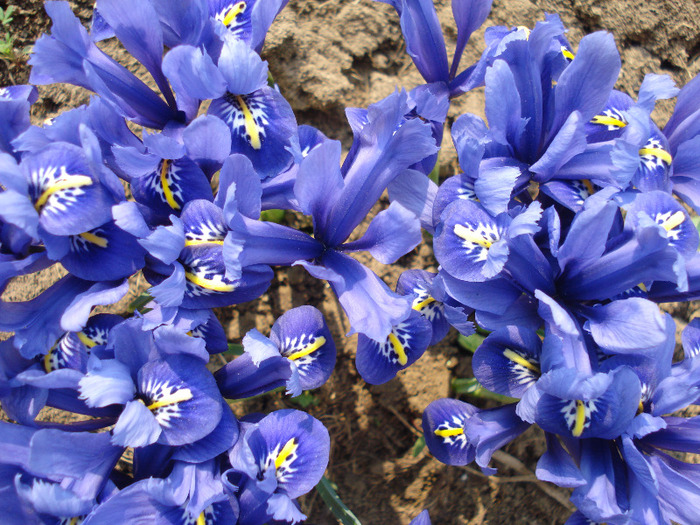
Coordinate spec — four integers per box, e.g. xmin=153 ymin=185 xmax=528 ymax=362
xmin=535 ymin=433 xmax=586 ymax=488
xmin=341 ymin=201 xmax=422 ymax=264
xmin=0 ymin=97 xmax=33 ymax=160
xmin=395 ymin=0 xmax=449 ymax=83
xmin=30 ymin=2 xmax=177 ymax=128
xmin=449 ymin=0 xmax=492 ymax=79
xmin=550 ymin=31 xmax=621 ymax=139
xmin=670 ymin=135 xmax=700 ymax=213
xmin=664 ymin=73 xmax=700 ymax=150
xmin=322 ymin=91 xmax=438 ymax=246
xmin=162 ymin=44 xmax=227 ymax=101
xmin=387 ymin=168 xmax=438 ymax=234
xmin=535 ymin=291 xmax=591 ymax=374
xmin=216 ymin=153 xmax=262 ymax=221
xmin=183 ymin=115 xmax=232 ymax=178
xmin=647 ymin=451 xmax=700 ymax=525
xmin=530 ymin=111 xmax=588 ymax=183
xmin=249 ymin=0 xmax=289 ymax=52
xmin=293 ymin=139 xmax=343 ymax=235
xmin=484 ymin=59 xmax=525 ymax=148
xmin=217 ymin=35 xmax=268 ymax=95
xmin=95 ymin=0 xmax=176 ymax=109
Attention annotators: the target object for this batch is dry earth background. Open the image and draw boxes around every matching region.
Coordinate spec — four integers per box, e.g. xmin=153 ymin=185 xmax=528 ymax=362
xmin=1 ymin=0 xmax=700 ymax=523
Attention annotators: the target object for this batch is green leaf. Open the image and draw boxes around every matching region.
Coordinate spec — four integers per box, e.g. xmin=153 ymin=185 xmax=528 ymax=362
xmin=290 ymin=391 xmax=319 ymax=408
xmin=224 ymin=343 xmax=244 ymax=356
xmin=428 ymin=153 xmax=440 ymax=185
xmin=452 ymin=377 xmax=519 ymax=403
xmin=260 ymin=209 xmax=286 ymax=223
xmin=457 ymin=333 xmax=485 ymax=354
xmin=411 ymin=435 xmax=426 ymax=457
xmin=316 ymin=476 xmax=362 ymax=525
xmin=267 ymin=70 xmax=276 ymax=88
xmin=127 ymin=291 xmax=153 ymax=314
xmin=0 ymin=6 xmax=14 ymax=25
xmin=290 ymin=391 xmax=321 ymax=409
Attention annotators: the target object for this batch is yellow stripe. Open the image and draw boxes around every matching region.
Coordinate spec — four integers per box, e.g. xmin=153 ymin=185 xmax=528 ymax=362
xmin=43 ymin=349 xmax=54 ymax=373
xmin=582 ymin=179 xmax=595 ymax=195
xmin=388 ymin=333 xmax=408 ymax=366
xmin=661 ymin=210 xmax=685 ymax=232
xmin=184 ymin=238 xmax=225 ymax=247
xmin=434 ymin=427 xmax=464 ymax=438
xmin=287 ymin=336 xmax=326 ymax=361
xmin=639 ymin=147 xmax=672 ymax=165
xmin=185 ymin=271 xmax=237 ymax=292
xmin=147 ymin=388 xmax=193 ymax=411
xmin=572 ymin=400 xmax=586 ymax=437
xmin=159 ymin=159 xmax=180 ymax=210
xmin=561 ymin=47 xmax=575 ymax=60
xmin=503 ymin=349 xmax=540 ymax=374
xmin=196 ymin=511 xmax=207 ymax=525
xmin=590 ymin=114 xmax=627 ymax=128
xmin=413 ymin=297 xmax=435 ymax=311
xmin=222 ymin=1 xmax=246 ymax=26
xmin=77 ymin=331 xmax=98 ymax=349
xmin=274 ymin=438 xmax=297 ymax=470
xmin=454 ymin=224 xmax=492 ymax=248
xmin=236 ymin=95 xmax=262 ymax=150
xmin=79 ymin=231 xmax=108 ymax=248
xmin=34 ymin=176 xmax=93 ymax=211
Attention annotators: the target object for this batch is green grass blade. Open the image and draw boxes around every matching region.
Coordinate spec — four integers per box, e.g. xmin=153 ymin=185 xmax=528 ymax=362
xmin=452 ymin=377 xmax=519 ymax=403
xmin=316 ymin=476 xmax=362 ymax=525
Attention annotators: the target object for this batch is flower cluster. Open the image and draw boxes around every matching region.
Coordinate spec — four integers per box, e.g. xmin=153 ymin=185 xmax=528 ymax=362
xmin=0 ymin=0 xmax=699 ymax=523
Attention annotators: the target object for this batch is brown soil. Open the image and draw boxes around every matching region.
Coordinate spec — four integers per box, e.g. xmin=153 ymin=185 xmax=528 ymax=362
xmin=2 ymin=1 xmax=700 ymax=524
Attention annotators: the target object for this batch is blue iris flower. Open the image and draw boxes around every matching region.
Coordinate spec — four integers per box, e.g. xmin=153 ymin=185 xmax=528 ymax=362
xmin=224 ymin=90 xmax=437 ymax=342
xmin=223 ymin=410 xmax=329 ymax=525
